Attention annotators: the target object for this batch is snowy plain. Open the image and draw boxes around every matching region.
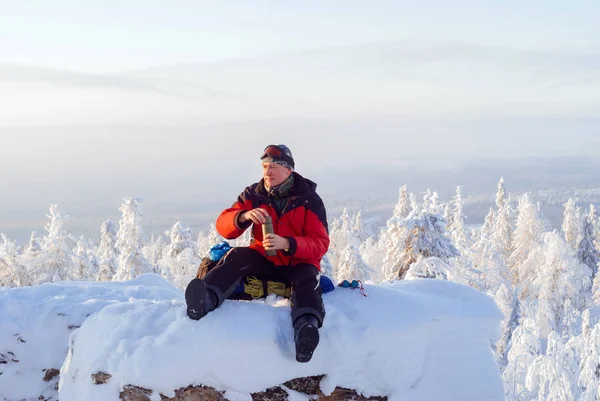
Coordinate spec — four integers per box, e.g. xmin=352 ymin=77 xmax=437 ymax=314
xmin=0 ymin=274 xmax=504 ymax=401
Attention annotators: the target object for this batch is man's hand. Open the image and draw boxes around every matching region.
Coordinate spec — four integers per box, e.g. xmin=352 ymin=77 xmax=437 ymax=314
xmin=239 ymin=208 xmax=269 ymax=224
xmin=263 ymin=233 xmax=290 ymax=252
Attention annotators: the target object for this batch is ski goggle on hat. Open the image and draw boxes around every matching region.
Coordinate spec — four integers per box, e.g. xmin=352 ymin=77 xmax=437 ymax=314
xmin=260 ymin=144 xmax=295 ymax=170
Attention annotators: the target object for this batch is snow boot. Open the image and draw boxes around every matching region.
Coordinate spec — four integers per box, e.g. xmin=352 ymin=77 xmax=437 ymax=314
xmin=294 ymin=314 xmax=320 ymax=363
xmin=185 ymin=278 xmax=217 ymax=320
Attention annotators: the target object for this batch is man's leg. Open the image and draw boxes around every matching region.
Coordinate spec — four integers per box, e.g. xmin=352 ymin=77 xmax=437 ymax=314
xmin=284 ymin=263 xmax=325 ymax=362
xmin=185 ymin=247 xmax=273 ymax=320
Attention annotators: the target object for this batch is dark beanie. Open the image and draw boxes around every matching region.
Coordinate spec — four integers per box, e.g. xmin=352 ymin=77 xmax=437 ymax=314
xmin=260 ymin=144 xmax=295 ymax=170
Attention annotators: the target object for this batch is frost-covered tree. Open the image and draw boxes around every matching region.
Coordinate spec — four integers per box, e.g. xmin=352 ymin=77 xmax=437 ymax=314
xmin=327 ymin=208 xmax=353 ymax=273
xmin=382 ymin=210 xmax=459 ymax=280
xmin=352 ymin=211 xmax=369 ymax=243
xmin=144 ymin=234 xmax=167 ymax=268
xmin=72 ymin=237 xmax=97 ymax=280
xmin=335 ymin=242 xmax=373 ymax=283
xmin=493 ymin=200 xmax=514 ymax=263
xmin=562 ymin=198 xmax=581 ymax=250
xmin=38 ymin=205 xmax=74 ymax=283
xmin=197 ymin=224 xmax=223 ymax=259
xmin=0 ymin=234 xmax=25 ymax=287
xmin=113 ymin=198 xmax=152 ymax=281
xmin=167 ymin=222 xmax=197 ymax=259
xmin=503 ymin=319 xmax=541 ymax=400
xmin=589 ymin=203 xmax=600 ymax=254
xmin=166 ymin=221 xmax=200 ymax=290
xmin=494 ymin=283 xmax=520 ymax=370
xmin=443 ymin=203 xmax=453 ymax=231
xmin=509 ymin=194 xmax=544 ymax=283
xmin=525 ymin=331 xmax=579 ymax=401
xmin=472 ymin=208 xmax=510 ymax=293
xmin=525 ymin=232 xmax=592 ymax=336
xmin=496 ymin=177 xmax=508 ymax=209
xmin=592 ymin=272 xmax=600 ymax=305
xmin=24 ymin=231 xmax=42 ymax=256
xmin=97 ymin=220 xmax=118 ymax=281
xmin=422 ymin=190 xmax=442 ymax=214
xmin=20 ymin=231 xmax=43 ymax=285
xmin=393 ymin=185 xmax=411 ymax=219
xmin=578 ymin=215 xmax=599 ymax=279
xmin=405 ymin=256 xmax=449 ymax=280
xmin=448 ymin=186 xmax=470 ymax=250
xmin=578 ymin=322 xmax=600 ymax=401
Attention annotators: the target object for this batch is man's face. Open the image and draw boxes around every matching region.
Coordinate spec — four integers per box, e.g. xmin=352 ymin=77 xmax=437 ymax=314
xmin=262 ymin=161 xmax=292 ymax=188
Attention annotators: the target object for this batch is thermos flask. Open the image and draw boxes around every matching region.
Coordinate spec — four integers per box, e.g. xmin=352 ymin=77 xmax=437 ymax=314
xmin=262 ymin=215 xmax=276 ymax=256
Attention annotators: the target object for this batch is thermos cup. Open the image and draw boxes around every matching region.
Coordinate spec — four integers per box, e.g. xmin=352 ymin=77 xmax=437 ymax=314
xmin=262 ymin=215 xmax=276 ymax=256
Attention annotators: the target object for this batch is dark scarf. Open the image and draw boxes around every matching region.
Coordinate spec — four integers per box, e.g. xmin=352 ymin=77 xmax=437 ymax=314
xmin=266 ymin=174 xmax=295 ymax=215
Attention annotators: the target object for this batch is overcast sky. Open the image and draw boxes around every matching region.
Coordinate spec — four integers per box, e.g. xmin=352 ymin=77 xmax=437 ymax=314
xmin=1 ymin=1 xmax=600 ymax=242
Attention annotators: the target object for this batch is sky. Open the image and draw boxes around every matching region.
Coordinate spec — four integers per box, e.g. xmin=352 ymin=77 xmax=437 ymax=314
xmin=1 ymin=0 xmax=600 ymax=242
xmin=0 ymin=274 xmax=504 ymax=401
xmin=1 ymin=1 xmax=597 ymax=73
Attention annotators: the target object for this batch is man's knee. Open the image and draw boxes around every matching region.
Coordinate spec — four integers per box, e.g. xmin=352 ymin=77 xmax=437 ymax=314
xmin=288 ymin=263 xmax=320 ymax=287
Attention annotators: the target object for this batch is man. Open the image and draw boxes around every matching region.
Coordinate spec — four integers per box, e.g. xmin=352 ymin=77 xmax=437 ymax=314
xmin=185 ymin=144 xmax=330 ymax=363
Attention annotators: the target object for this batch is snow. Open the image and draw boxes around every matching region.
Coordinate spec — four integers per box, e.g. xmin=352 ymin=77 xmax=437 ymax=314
xmin=0 ymin=274 xmax=505 ymax=401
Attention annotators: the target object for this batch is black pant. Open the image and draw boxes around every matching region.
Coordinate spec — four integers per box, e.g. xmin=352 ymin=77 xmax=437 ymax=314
xmin=201 ymin=247 xmax=325 ymax=327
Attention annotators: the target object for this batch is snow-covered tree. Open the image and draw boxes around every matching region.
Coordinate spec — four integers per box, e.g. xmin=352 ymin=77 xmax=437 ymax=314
xmin=562 ymin=198 xmax=581 ymax=250
xmin=352 ymin=211 xmax=369 ymax=243
xmin=24 ymin=231 xmax=42 ymax=256
xmin=448 ymin=186 xmax=470 ymax=251
xmin=578 ymin=322 xmax=600 ymax=401
xmin=496 ymin=177 xmax=508 ymax=209
xmin=494 ymin=283 xmax=520 ymax=370
xmin=0 ymin=234 xmax=24 ymax=286
xmin=382 ymin=210 xmax=459 ymax=280
xmin=525 ymin=232 xmax=592 ymax=336
xmin=113 ymin=198 xmax=152 ymax=281
xmin=503 ymin=319 xmax=541 ymax=400
xmin=578 ymin=215 xmax=599 ymax=279
xmin=335 ymin=242 xmax=373 ymax=283
xmin=97 ymin=220 xmax=118 ymax=281
xmin=405 ymin=256 xmax=449 ymax=280
xmin=493 ymin=199 xmax=514 ymax=263
xmin=525 ymin=331 xmax=579 ymax=401
xmin=144 ymin=234 xmax=167 ymax=269
xmin=197 ymin=224 xmax=223 ymax=259
xmin=166 ymin=221 xmax=200 ymax=290
xmin=38 ymin=205 xmax=74 ymax=283
xmin=509 ymin=194 xmax=544 ymax=283
xmin=167 ymin=222 xmax=197 ymax=259
xmin=72 ymin=237 xmax=97 ymax=280
xmin=393 ymin=185 xmax=411 ymax=219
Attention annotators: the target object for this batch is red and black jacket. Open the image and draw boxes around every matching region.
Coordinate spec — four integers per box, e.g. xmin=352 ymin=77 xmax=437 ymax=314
xmin=216 ymin=172 xmax=329 ymax=270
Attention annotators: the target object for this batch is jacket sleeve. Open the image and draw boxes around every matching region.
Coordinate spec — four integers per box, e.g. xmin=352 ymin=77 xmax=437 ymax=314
xmin=216 ymin=192 xmax=253 ymax=239
xmin=286 ymin=194 xmax=330 ymax=261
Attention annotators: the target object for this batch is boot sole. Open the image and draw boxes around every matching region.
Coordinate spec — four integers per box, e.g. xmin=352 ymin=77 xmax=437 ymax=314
xmin=295 ymin=323 xmax=319 ymax=363
xmin=185 ymin=279 xmax=209 ymax=320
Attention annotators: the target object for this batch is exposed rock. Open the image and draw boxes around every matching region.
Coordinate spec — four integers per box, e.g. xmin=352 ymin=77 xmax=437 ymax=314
xmin=319 ymin=387 xmax=387 ymax=401
xmin=283 ymin=375 xmax=323 ymax=395
xmin=160 ymin=385 xmax=226 ymax=401
xmin=251 ymin=386 xmax=288 ymax=401
xmin=120 ymin=385 xmax=153 ymax=401
xmin=43 ymin=368 xmax=60 ymax=382
xmin=117 ymin=376 xmax=387 ymax=401
xmin=92 ymin=371 xmax=112 ymax=385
